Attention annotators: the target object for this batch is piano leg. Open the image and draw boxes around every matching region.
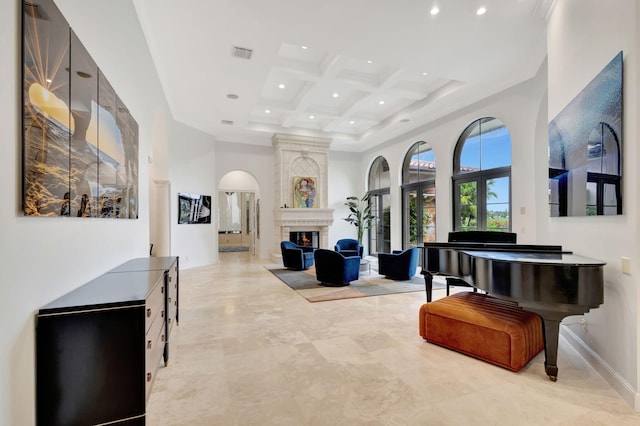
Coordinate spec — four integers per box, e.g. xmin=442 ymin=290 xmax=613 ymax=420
xmin=422 ymin=271 xmax=433 ymax=302
xmin=540 ymin=316 xmax=562 ymax=382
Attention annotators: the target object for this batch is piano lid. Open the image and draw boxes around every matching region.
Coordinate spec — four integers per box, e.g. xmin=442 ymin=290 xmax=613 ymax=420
xmin=461 ymin=250 xmax=606 ymax=266
xmin=422 ymin=242 xmax=566 ymax=253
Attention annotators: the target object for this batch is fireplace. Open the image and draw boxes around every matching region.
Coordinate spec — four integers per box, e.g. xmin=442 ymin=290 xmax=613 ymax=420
xmin=271 ymin=133 xmax=334 ymax=262
xmin=290 ymin=231 xmax=319 ymax=248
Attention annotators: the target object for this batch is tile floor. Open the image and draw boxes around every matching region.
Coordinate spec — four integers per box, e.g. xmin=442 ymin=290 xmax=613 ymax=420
xmin=146 ymin=252 xmax=640 ymax=425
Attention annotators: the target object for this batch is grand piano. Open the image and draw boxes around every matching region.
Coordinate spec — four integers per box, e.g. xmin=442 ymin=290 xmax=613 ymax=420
xmin=421 ymin=232 xmax=605 ymax=381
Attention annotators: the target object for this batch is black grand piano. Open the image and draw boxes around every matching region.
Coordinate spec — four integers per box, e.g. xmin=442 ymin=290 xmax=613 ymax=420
xmin=421 ymin=231 xmax=605 ymax=381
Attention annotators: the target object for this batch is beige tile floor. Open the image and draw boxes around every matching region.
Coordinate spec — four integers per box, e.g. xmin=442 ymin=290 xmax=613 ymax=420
xmin=147 ymin=252 xmax=640 ymax=425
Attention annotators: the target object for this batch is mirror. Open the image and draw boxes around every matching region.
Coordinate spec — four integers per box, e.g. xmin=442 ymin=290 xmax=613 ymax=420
xmin=548 ymin=51 xmax=622 ymax=216
xmin=219 ymin=192 xmax=242 ymax=232
xmin=218 ymin=191 xmax=254 ymax=252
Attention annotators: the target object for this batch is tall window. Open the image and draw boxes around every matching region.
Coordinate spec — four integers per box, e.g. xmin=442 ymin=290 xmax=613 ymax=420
xmin=368 ymin=156 xmax=391 ymax=255
xmin=453 ymin=117 xmax=511 ymax=232
xmin=402 ymin=141 xmax=436 ymax=247
xmin=586 ymin=122 xmax=621 ymax=215
xmin=549 ymin=121 xmax=621 ymax=217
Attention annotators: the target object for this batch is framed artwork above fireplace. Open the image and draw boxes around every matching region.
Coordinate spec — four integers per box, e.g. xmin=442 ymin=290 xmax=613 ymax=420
xmin=292 ymin=176 xmax=316 ymax=208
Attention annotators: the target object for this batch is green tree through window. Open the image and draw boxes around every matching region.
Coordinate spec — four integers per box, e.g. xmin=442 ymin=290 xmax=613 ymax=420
xmin=453 ymin=118 xmax=511 ymax=232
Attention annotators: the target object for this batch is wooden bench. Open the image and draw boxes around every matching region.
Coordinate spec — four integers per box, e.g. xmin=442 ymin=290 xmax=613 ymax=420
xmin=419 ymin=292 xmax=544 ymax=372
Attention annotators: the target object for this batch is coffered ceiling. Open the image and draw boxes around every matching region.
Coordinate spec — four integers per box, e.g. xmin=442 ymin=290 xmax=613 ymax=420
xmin=132 ymin=0 xmax=553 ymax=151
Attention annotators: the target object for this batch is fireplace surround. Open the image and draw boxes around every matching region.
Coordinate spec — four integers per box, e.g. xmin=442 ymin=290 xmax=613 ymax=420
xmin=272 ymin=134 xmax=334 ymax=261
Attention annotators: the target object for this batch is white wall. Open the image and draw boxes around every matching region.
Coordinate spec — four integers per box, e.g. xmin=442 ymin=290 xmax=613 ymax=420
xmin=546 ymin=0 xmax=639 ymax=408
xmin=358 ymin=0 xmax=640 ymax=408
xmin=169 ymin=121 xmax=217 ymax=269
xmin=328 ymin=151 xmax=364 ymax=249
xmin=214 ymin=141 xmax=275 ymax=260
xmin=213 ymin=141 xmax=363 ymax=259
xmin=0 ymin=0 xmax=218 ymax=423
xmin=360 ymin=71 xmax=547 ymax=248
xmin=3 ymin=1 xmax=640 ymax=423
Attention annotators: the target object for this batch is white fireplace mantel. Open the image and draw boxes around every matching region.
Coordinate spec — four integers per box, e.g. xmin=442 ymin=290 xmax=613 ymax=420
xmin=274 ymin=208 xmax=334 ymax=227
xmin=273 ymin=208 xmax=335 ymax=262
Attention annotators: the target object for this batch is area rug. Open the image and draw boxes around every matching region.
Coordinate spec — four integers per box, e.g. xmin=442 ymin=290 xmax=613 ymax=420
xmin=219 ymin=246 xmax=250 ymax=252
xmin=265 ymin=265 xmax=444 ymax=302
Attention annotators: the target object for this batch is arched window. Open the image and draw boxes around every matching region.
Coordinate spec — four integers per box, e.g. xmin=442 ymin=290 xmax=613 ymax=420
xmin=368 ymin=156 xmax=390 ymax=255
xmin=586 ymin=122 xmax=621 ymax=215
xmin=453 ymin=117 xmax=511 ymax=232
xmin=402 ymin=141 xmax=436 ymax=246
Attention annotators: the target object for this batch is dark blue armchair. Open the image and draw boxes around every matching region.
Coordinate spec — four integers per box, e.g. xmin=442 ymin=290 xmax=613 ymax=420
xmin=377 ymin=247 xmax=419 ymax=280
xmin=314 ymin=249 xmax=360 ymax=286
xmin=334 ymin=238 xmax=364 ymax=258
xmin=280 ymin=241 xmax=314 ymax=270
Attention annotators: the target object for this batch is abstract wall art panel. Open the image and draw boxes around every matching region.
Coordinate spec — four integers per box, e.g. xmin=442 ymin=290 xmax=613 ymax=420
xmin=178 ymin=193 xmax=212 ymax=224
xmin=22 ymin=0 xmax=139 ymax=218
xmin=548 ymin=51 xmax=622 ymax=217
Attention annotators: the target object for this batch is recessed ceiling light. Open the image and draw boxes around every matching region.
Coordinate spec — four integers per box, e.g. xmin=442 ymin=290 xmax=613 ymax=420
xmin=46 ymin=78 xmax=52 ymax=83
xmin=422 ymin=72 xmax=429 ymax=76
xmin=332 ymin=92 xmax=339 ymax=98
xmin=378 ymin=100 xmax=385 ymax=105
xmin=477 ymin=7 xmax=486 ymax=15
xmin=430 ymin=7 xmax=439 ymax=15
xmin=226 ymin=93 xmax=239 ymax=99
xmin=278 ymin=83 xmax=285 ymax=89
xmin=301 ymin=45 xmax=308 ymax=49
xmin=309 ymin=115 xmax=315 ymax=119
xmin=349 ymin=120 xmax=355 ymax=125
xmin=367 ymin=60 xmax=374 ymax=64
xmin=265 ymin=109 xmax=271 ymax=114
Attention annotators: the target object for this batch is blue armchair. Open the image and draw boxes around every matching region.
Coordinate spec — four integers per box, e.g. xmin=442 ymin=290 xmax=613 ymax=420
xmin=280 ymin=241 xmax=314 ymax=270
xmin=334 ymin=238 xmax=364 ymax=258
xmin=377 ymin=247 xmax=419 ymax=280
xmin=314 ymin=249 xmax=360 ymax=286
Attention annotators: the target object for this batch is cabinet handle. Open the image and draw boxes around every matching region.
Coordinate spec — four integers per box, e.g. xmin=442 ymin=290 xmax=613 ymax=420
xmin=147 ymin=340 xmax=152 ymax=349
xmin=168 ymin=297 xmax=172 ymax=304
xmin=161 ymin=310 xmax=165 ymax=318
xmin=161 ymin=334 xmax=165 ymax=343
xmin=146 ymin=308 xmax=152 ymax=318
xmin=147 ymin=372 xmax=152 ymax=382
xmin=168 ymin=276 xmax=172 ymax=283
xmin=161 ymin=286 xmax=164 ymax=294
xmin=168 ymin=318 xmax=172 ymax=325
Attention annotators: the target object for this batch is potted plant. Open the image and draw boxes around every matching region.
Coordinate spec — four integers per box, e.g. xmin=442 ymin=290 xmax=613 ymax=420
xmin=343 ymin=193 xmax=376 ymax=245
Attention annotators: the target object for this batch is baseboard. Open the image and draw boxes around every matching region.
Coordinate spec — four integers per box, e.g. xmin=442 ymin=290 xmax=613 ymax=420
xmin=561 ymin=326 xmax=638 ymax=411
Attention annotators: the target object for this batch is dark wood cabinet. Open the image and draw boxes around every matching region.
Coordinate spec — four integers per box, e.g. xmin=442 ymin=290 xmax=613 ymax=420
xmin=36 ymin=256 xmax=179 ymax=425
xmin=108 ymin=257 xmax=180 ymax=365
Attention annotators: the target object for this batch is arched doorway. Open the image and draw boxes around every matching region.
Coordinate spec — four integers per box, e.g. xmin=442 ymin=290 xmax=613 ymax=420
xmin=218 ymin=171 xmax=260 ymax=256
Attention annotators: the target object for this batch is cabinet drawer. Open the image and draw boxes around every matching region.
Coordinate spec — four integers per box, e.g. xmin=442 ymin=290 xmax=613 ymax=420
xmin=145 ymin=281 xmax=165 ymax=332
xmin=145 ymin=317 xmax=165 ymax=399
xmin=167 ymin=265 xmax=178 ymax=331
xmin=145 ymin=306 xmax=165 ymax=363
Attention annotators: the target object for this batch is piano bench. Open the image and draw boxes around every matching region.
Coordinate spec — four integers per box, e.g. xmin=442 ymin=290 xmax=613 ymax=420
xmin=419 ymin=292 xmax=544 ymax=372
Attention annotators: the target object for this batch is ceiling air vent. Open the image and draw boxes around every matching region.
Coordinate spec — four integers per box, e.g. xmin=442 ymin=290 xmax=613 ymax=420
xmin=221 ymin=120 xmax=234 ymax=125
xmin=231 ymin=46 xmax=253 ymax=60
